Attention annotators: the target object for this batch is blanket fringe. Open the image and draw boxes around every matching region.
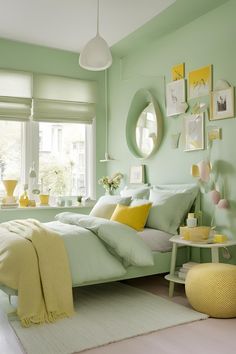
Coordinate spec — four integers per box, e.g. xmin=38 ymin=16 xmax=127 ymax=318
xmin=21 ymin=311 xmax=74 ymax=328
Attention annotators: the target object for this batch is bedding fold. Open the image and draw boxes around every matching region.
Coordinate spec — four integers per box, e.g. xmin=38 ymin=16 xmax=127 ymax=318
xmin=0 ymin=219 xmax=74 ymax=327
xmin=55 ymin=212 xmax=154 ymax=267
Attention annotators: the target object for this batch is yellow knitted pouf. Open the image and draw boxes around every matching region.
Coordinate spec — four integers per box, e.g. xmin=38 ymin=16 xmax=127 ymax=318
xmin=185 ymin=263 xmax=236 ymax=318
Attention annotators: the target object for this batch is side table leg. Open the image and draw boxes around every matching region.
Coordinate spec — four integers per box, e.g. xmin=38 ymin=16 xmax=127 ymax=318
xmin=169 ymin=243 xmax=178 ymax=297
xmin=211 ymin=247 xmax=219 ymax=263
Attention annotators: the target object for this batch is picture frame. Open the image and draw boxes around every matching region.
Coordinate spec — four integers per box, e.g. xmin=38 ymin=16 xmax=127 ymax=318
xmin=166 ymin=79 xmax=186 ymax=117
xmin=184 ymin=113 xmax=205 ymax=152
xmin=172 ymin=63 xmax=185 ymax=81
xmin=129 ymin=165 xmax=145 ymax=184
xmin=210 ymin=87 xmax=235 ymax=120
xmin=188 ymin=65 xmax=212 ymax=99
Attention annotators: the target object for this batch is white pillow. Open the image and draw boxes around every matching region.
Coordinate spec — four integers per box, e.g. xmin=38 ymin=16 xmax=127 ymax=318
xmin=89 ymin=195 xmax=131 ymax=219
xmin=120 ymin=186 xmax=150 ymax=199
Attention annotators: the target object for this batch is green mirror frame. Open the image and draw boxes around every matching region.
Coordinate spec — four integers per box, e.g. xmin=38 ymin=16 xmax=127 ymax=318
xmin=126 ymin=89 xmax=163 ymax=159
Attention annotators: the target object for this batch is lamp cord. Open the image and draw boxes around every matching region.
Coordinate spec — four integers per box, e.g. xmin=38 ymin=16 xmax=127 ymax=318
xmin=105 ymin=69 xmax=108 ymax=155
xmin=97 ymin=0 xmax=100 ymax=35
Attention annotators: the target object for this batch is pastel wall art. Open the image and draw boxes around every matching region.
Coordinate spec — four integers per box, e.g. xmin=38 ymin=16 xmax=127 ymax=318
xmin=184 ymin=113 xmax=204 ymax=151
xmin=188 ymin=65 xmax=212 ymax=99
xmin=210 ymin=87 xmax=235 ymax=120
xmin=172 ymin=63 xmax=185 ymax=81
xmin=166 ymin=79 xmax=187 ymax=117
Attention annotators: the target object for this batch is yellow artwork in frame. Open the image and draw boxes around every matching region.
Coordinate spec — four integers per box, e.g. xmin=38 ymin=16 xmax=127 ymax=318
xmin=188 ymin=65 xmax=212 ymax=99
xmin=172 ymin=63 xmax=185 ymax=81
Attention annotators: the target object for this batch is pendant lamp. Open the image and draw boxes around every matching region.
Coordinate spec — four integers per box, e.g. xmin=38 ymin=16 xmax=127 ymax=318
xmin=79 ymin=0 xmax=112 ymax=71
xmin=100 ymin=70 xmax=113 ymax=162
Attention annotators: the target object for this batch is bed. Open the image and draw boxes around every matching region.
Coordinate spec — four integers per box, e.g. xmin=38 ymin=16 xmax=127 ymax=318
xmin=0 ymin=183 xmax=199 ymax=325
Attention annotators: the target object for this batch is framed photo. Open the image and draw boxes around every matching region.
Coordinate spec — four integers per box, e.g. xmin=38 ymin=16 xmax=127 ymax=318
xmin=184 ymin=113 xmax=205 ymax=152
xmin=166 ymin=79 xmax=186 ymax=117
xmin=210 ymin=87 xmax=235 ymax=120
xmin=172 ymin=63 xmax=185 ymax=81
xmin=188 ymin=65 xmax=212 ymax=99
xmin=129 ymin=165 xmax=144 ymax=184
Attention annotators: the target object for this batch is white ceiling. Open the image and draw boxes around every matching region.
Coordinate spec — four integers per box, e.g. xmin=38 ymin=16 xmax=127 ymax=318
xmin=0 ymin=0 xmax=176 ymax=52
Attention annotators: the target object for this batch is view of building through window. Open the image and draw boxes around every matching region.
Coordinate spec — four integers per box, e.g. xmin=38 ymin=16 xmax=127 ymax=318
xmin=39 ymin=122 xmax=86 ymax=196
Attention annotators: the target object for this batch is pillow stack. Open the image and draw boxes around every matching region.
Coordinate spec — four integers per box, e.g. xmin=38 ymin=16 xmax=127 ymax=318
xmin=90 ymin=184 xmax=199 ymax=234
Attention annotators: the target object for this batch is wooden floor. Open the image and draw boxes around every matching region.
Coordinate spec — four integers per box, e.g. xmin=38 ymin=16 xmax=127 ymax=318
xmin=0 ymin=275 xmax=236 ymax=354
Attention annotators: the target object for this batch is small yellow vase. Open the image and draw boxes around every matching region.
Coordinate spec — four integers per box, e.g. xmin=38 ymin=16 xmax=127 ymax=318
xmin=2 ymin=179 xmax=18 ymax=204
xmin=19 ymin=191 xmax=29 ymax=207
xmin=39 ymin=194 xmax=49 ymax=205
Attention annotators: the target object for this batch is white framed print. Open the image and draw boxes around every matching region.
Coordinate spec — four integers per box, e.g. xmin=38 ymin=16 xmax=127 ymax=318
xmin=184 ymin=113 xmax=205 ymax=152
xmin=210 ymin=87 xmax=235 ymax=120
xmin=166 ymin=79 xmax=186 ymax=117
xmin=129 ymin=165 xmax=145 ymax=184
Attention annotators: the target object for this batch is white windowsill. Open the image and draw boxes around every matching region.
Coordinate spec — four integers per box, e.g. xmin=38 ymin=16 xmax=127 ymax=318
xmin=0 ymin=201 xmax=96 ymax=212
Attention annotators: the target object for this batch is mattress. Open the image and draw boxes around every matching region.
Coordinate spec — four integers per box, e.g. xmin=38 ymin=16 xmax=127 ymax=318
xmin=138 ymin=228 xmax=173 ymax=252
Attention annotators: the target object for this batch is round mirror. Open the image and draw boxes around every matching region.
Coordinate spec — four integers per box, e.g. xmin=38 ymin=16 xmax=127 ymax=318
xmin=126 ymin=89 xmax=163 ymax=159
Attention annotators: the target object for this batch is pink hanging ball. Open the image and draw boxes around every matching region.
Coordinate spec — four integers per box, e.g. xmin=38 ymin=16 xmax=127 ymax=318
xmin=217 ymin=199 xmax=229 ymax=209
xmin=209 ymin=189 xmax=221 ymax=205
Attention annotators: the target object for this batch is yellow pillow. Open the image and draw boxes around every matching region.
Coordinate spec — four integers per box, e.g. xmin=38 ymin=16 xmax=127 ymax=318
xmin=110 ymin=203 xmax=152 ymax=231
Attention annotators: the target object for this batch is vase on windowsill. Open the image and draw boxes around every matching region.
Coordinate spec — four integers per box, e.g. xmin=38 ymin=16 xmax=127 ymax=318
xmin=105 ymin=189 xmax=113 ymax=196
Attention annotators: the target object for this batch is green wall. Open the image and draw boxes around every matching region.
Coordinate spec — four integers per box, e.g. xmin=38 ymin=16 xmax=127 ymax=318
xmin=0 ymin=37 xmax=108 ymax=213
xmin=107 ymin=0 xmax=236 ymax=243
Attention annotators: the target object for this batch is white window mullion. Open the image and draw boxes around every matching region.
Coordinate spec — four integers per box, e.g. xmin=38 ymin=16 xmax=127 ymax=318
xmin=86 ymin=120 xmax=96 ymax=200
xmin=22 ymin=120 xmax=39 ymax=186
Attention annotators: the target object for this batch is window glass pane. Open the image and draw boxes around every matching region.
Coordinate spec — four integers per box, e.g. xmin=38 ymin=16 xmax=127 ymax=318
xmin=39 ymin=122 xmax=86 ymax=196
xmin=0 ymin=121 xmax=22 ymax=194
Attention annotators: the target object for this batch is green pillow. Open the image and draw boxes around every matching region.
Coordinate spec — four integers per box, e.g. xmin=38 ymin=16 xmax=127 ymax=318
xmin=146 ymin=189 xmax=197 ymax=234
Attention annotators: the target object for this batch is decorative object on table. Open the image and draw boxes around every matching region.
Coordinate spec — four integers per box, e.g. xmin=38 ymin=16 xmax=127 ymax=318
xmin=188 ymin=65 xmax=212 ymax=99
xmin=79 ymin=0 xmax=112 ymax=71
xmin=179 ymin=226 xmax=211 ymax=242
xmin=178 ymin=261 xmax=199 ymax=280
xmin=98 ymin=172 xmax=123 ymax=195
xmin=166 ymin=79 xmax=188 ymax=117
xmin=185 ymin=263 xmax=236 ymax=318
xmin=172 ymin=63 xmax=185 ymax=81
xmin=210 ymin=86 xmax=234 ymax=120
xmin=129 ymin=165 xmax=145 ymax=184
xmin=213 ymin=233 xmax=228 ymax=243
xmin=19 ymin=185 xmax=29 ymax=208
xmin=184 ymin=113 xmax=205 ymax=151
xmin=186 ymin=212 xmax=197 ymax=228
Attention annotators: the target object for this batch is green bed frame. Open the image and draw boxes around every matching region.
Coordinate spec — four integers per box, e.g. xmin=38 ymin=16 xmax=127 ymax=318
xmin=0 ymin=246 xmax=188 ymax=302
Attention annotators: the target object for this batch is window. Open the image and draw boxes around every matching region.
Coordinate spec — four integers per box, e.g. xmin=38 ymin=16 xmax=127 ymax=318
xmin=38 ymin=122 xmax=87 ymax=196
xmin=0 ymin=70 xmax=96 ymax=201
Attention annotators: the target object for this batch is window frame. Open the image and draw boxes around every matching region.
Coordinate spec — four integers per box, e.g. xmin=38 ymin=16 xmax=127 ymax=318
xmin=20 ymin=120 xmax=95 ymax=199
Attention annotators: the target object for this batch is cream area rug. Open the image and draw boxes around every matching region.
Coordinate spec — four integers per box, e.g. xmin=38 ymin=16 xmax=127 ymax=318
xmin=6 ymin=282 xmax=208 ymax=354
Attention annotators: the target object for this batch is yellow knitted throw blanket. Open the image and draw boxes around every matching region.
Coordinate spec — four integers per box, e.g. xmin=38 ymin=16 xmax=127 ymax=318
xmin=0 ymin=219 xmax=74 ymax=327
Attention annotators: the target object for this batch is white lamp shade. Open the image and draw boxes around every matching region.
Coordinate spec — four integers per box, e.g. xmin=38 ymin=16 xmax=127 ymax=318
xmin=79 ymin=34 xmax=112 ymax=71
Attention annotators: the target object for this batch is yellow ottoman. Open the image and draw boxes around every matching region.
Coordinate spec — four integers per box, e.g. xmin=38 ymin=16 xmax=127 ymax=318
xmin=185 ymin=263 xmax=236 ymax=318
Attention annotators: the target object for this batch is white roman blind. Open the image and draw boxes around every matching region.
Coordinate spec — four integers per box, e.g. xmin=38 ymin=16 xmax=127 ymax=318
xmin=32 ymin=74 xmax=97 ymax=124
xmin=0 ymin=69 xmax=32 ymax=121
